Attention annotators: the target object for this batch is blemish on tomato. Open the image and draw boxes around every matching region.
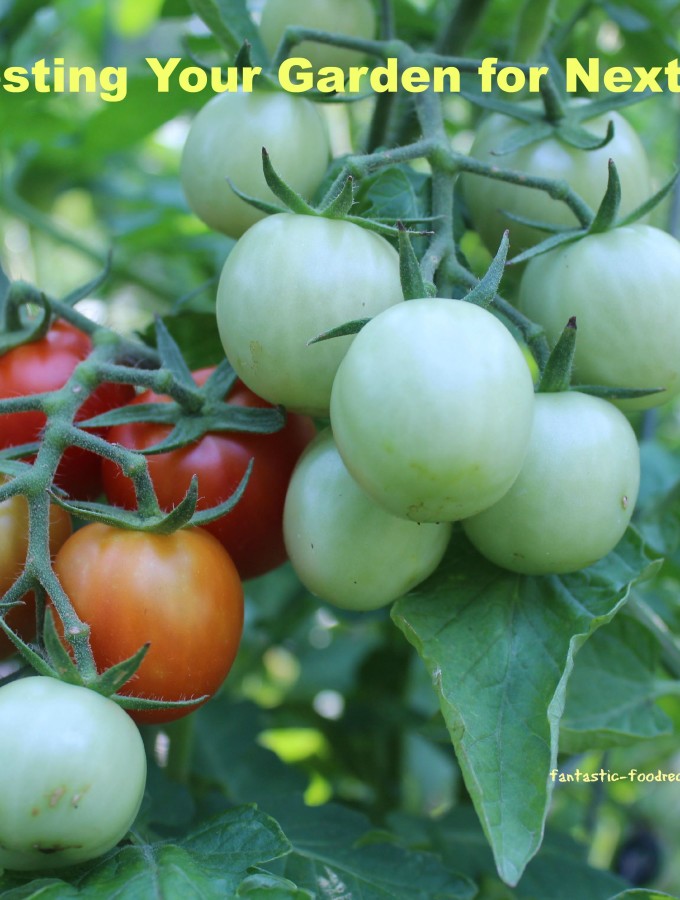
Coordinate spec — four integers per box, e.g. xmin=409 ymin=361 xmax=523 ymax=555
xmin=621 ymin=495 xmax=629 ymax=509
xmin=48 ymin=786 xmax=66 ymax=807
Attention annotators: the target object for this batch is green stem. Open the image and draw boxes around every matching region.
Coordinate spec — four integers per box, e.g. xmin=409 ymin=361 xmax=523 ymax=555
xmin=435 ymin=0 xmax=493 ymax=55
xmin=165 ymin=716 xmax=196 ymax=784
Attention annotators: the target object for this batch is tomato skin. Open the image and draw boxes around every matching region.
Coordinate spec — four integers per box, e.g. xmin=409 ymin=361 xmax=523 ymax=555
xmin=101 ymin=369 xmax=315 ymax=580
xmin=217 ymin=213 xmax=403 ymax=415
xmin=463 ymin=107 xmax=651 ymax=254
xmin=0 ymin=488 xmax=72 ymax=659
xmin=259 ymin=0 xmax=376 ymax=71
xmin=284 ymin=429 xmax=451 ymax=610
xmin=330 ymin=299 xmax=535 ymax=523
xmin=518 ymin=224 xmax=680 ymax=409
xmin=0 ymin=676 xmax=146 ymax=871
xmin=463 ymin=392 xmax=640 ymax=575
xmin=181 ymin=91 xmax=330 ymax=239
xmin=0 ymin=321 xmax=134 ymax=499
xmin=53 ymin=524 xmax=244 ymax=724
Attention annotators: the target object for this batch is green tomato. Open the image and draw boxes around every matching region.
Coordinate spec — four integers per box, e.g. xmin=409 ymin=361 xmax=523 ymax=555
xmin=330 ymin=298 xmax=536 ymax=522
xmin=259 ymin=0 xmax=376 ymax=71
xmin=463 ymin=392 xmax=640 ymax=575
xmin=0 ymin=677 xmax=146 ymax=871
xmin=519 ymin=224 xmax=680 ymax=409
xmin=463 ymin=107 xmax=651 ymax=254
xmin=284 ymin=429 xmax=451 ymax=610
xmin=216 ymin=213 xmax=403 ymax=416
xmin=180 ymin=91 xmax=330 ymax=239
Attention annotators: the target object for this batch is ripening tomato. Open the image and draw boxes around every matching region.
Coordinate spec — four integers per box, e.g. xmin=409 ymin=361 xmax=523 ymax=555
xmin=0 ymin=321 xmax=134 ymax=499
xmin=101 ymin=368 xmax=316 ymax=580
xmin=53 ymin=523 xmax=244 ymax=724
xmin=0 ymin=484 xmax=72 ymax=659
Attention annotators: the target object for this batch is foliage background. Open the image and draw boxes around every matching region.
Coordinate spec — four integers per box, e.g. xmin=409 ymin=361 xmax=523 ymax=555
xmin=2 ymin=0 xmax=680 ymax=898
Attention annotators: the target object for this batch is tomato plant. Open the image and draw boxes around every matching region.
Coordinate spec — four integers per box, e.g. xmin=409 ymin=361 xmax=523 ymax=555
xmin=463 ymin=392 xmax=640 ymax=574
xmin=102 ymin=368 xmax=316 ymax=580
xmin=0 ymin=487 xmax=72 ymax=659
xmin=180 ymin=90 xmax=330 ymax=238
xmin=283 ymin=429 xmax=451 ymax=610
xmin=0 ymin=677 xmax=146 ymax=871
xmin=259 ymin=0 xmax=377 ymax=71
xmin=0 ymin=321 xmax=134 ymax=499
xmin=330 ymin=298 xmax=536 ymax=522
xmin=217 ymin=212 xmax=403 ymax=415
xmin=53 ymin=524 xmax=244 ymax=724
xmin=463 ymin=107 xmax=651 ymax=253
xmin=519 ymin=224 xmax=680 ymax=408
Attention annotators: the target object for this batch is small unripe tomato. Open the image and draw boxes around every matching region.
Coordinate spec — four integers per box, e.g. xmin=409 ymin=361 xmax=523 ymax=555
xmin=0 ymin=677 xmax=146 ymax=871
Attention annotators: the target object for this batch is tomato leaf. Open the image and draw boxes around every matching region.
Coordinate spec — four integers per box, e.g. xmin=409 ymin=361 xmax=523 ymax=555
xmin=560 ymin=613 xmax=673 ymax=752
xmin=391 ymin=528 xmax=660 ymax=886
xmin=61 ymin=806 xmax=291 ymax=896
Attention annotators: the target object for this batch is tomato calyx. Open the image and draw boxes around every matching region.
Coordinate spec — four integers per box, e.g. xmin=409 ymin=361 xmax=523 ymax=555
xmin=0 ymin=282 xmax=52 ymax=354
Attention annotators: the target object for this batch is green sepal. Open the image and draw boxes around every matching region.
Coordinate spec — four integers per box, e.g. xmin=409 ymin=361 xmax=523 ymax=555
xmin=201 ymin=359 xmax=239 ymax=402
xmin=0 ymin=605 xmax=57 ymax=678
xmin=0 ymin=458 xmax=34 ymax=480
xmin=307 ymin=318 xmax=371 ymax=345
xmin=226 ymin=179 xmax=287 ymax=217
xmin=511 ymin=0 xmax=556 ymax=63
xmin=555 ymin=118 xmax=614 ymax=151
xmin=91 ymin=642 xmax=151 ymax=696
xmin=79 ymin=402 xmax=183 ymax=429
xmin=398 ymin=223 xmax=428 ymax=300
xmin=112 ymin=692 xmax=209 ymax=713
xmin=618 ymin=169 xmax=680 ymax=227
xmin=262 ymin=148 xmax=318 ymax=215
xmin=500 ymin=209 xmax=573 ymax=234
xmin=570 ymin=90 xmax=659 ymax=120
xmin=492 ymin=121 xmax=553 ymax=157
xmin=61 ymin=254 xmax=113 ymax=308
xmin=571 ymin=384 xmax=666 ymax=401
xmin=537 ymin=317 xmax=576 ymax=392
xmin=42 ymin=608 xmax=85 ymax=685
xmin=155 ymin=316 xmax=200 ymax=391
xmin=0 ymin=288 xmax=51 ymax=354
xmin=321 ymin=176 xmax=356 ymax=218
xmin=587 ymin=159 xmax=621 ymax=233
xmin=138 ymin=404 xmax=284 ymax=455
xmin=509 ymin=227 xmax=584 ymax=265
xmin=459 ymin=90 xmax=542 ymax=122
xmin=49 ymin=478 xmax=200 ymax=534
xmin=465 ymin=231 xmax=509 ymax=309
xmin=190 ymin=459 xmax=253 ymax=527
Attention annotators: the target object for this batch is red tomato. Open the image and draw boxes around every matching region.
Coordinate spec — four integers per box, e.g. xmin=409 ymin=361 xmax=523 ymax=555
xmin=0 ymin=487 xmax=72 ymax=659
xmin=101 ymin=368 xmax=316 ymax=579
xmin=0 ymin=321 xmax=134 ymax=500
xmin=52 ymin=523 xmax=244 ymax=724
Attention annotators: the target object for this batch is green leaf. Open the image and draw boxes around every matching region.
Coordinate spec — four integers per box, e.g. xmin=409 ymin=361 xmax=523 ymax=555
xmin=608 ymin=892 xmax=680 ymax=900
xmin=391 ymin=529 xmax=659 ymax=886
xmin=137 ymin=312 xmax=226 ymax=370
xmin=421 ymin=807 xmax=627 ymax=900
xmin=354 ymin=165 xmax=430 ymax=224
xmin=262 ymin=798 xmax=476 ymax=900
xmin=236 ymin=871 xmax=314 ymax=899
xmin=187 ymin=0 xmax=268 ymax=63
xmin=560 ymin=613 xmax=673 ymax=752
xmin=70 ymin=806 xmax=290 ymax=897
